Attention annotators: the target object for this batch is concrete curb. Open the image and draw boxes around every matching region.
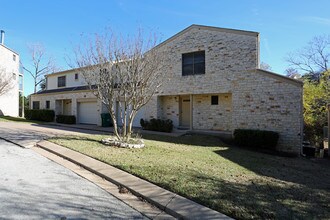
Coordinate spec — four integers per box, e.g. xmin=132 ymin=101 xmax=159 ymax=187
xmin=0 ymin=137 xmax=36 ymax=149
xmin=36 ymin=140 xmax=232 ymax=220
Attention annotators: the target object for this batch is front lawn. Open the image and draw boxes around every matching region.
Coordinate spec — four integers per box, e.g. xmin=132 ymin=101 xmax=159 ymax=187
xmin=0 ymin=116 xmax=43 ymax=124
xmin=48 ymin=134 xmax=330 ymax=219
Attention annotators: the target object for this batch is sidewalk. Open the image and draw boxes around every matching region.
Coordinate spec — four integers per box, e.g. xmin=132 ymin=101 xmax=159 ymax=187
xmin=36 ymin=140 xmax=231 ymax=220
xmin=47 ymin=122 xmax=233 ymax=139
xmin=47 ymin=122 xmax=187 ymax=137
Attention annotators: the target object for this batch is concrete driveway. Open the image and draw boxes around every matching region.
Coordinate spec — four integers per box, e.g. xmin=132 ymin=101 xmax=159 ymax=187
xmin=0 ymin=122 xmax=109 ymax=148
xmin=0 ymin=139 xmax=145 ymax=219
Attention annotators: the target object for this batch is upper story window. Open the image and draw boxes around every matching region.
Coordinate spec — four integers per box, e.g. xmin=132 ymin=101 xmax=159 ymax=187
xmin=12 ymin=73 xmax=16 ymax=80
xmin=75 ymin=73 xmax=78 ymax=80
xmin=182 ymin=51 xmax=205 ymax=76
xmin=58 ymin=76 xmax=66 ymax=87
xmin=13 ymin=54 xmax=16 ymax=61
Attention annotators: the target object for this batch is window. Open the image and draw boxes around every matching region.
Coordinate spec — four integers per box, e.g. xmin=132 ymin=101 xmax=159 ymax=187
xmin=211 ymin=95 xmax=219 ymax=105
xmin=13 ymin=54 xmax=16 ymax=61
xmin=46 ymin=101 xmax=50 ymax=109
xmin=58 ymin=76 xmax=66 ymax=87
xmin=12 ymin=73 xmax=16 ymax=80
xmin=32 ymin=101 xmax=40 ymax=110
xmin=75 ymin=73 xmax=78 ymax=80
xmin=182 ymin=51 xmax=205 ymax=76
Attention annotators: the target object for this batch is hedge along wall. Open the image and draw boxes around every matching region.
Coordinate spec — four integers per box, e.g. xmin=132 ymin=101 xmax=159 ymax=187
xmin=24 ymin=109 xmax=55 ymax=122
xmin=234 ymin=129 xmax=279 ymax=150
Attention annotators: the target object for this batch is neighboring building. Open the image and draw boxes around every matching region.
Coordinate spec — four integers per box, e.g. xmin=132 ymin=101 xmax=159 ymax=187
xmin=30 ymin=25 xmax=303 ymax=154
xmin=0 ymin=30 xmax=23 ymax=117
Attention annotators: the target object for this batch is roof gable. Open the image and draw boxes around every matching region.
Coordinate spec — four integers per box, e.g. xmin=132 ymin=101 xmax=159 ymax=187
xmin=250 ymin=69 xmax=303 ymax=87
xmin=154 ymin=24 xmax=259 ymax=50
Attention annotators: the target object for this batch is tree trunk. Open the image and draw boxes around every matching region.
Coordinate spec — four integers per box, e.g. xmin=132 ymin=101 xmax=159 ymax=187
xmin=127 ymin=109 xmax=137 ymax=138
xmin=123 ymin=105 xmax=127 ymax=139
xmin=109 ymin=107 xmax=121 ymax=140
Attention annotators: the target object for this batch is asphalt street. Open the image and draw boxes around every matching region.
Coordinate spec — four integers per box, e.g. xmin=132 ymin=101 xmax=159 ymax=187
xmin=0 ymin=139 xmax=146 ymax=219
xmin=0 ymin=122 xmax=108 ymax=148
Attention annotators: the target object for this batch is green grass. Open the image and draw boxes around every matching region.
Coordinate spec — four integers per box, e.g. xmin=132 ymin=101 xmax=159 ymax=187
xmin=0 ymin=116 xmax=43 ymax=124
xmin=48 ymin=134 xmax=330 ymax=219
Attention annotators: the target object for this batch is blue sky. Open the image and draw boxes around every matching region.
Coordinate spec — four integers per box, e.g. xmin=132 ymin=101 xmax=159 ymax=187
xmin=1 ymin=0 xmax=330 ymax=95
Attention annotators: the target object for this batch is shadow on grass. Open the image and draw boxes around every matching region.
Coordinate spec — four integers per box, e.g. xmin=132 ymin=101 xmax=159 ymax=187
xmin=188 ymin=171 xmax=328 ymax=220
xmin=118 ymin=164 xmax=328 ymax=220
xmin=215 ymin=147 xmax=330 ymax=190
xmin=0 ymin=116 xmax=44 ymax=124
xmin=47 ymin=134 xmax=330 ymax=219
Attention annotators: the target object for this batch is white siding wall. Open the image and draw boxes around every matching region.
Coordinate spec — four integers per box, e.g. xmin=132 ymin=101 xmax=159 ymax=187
xmin=0 ymin=45 xmax=20 ymax=117
xmin=47 ymin=71 xmax=87 ymax=90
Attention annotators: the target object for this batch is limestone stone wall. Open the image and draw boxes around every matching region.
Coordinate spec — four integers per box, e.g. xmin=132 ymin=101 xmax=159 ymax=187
xmin=156 ymin=27 xmax=258 ymax=96
xmin=30 ymin=26 xmax=303 ymax=153
xmin=231 ymin=70 xmax=303 ymax=153
xmin=30 ymin=91 xmax=104 ymax=126
xmin=159 ymin=96 xmax=180 ymax=126
xmin=143 ymin=26 xmax=303 ymax=154
xmin=193 ymin=94 xmax=232 ymax=131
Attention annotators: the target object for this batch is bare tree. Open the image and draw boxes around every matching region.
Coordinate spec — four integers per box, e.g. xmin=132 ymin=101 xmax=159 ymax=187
xmin=0 ymin=68 xmax=13 ymax=96
xmin=73 ymin=29 xmax=162 ymax=141
xmin=285 ymin=67 xmax=300 ymax=79
xmin=260 ymin=62 xmax=272 ymax=71
xmin=23 ymin=43 xmax=56 ymax=93
xmin=286 ymin=35 xmax=330 ymax=80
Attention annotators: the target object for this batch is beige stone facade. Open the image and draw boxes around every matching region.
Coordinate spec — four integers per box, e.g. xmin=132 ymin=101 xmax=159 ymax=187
xmin=30 ymin=90 xmax=105 ymax=126
xmin=30 ymin=25 xmax=303 ymax=154
xmin=142 ymin=25 xmax=303 ymax=154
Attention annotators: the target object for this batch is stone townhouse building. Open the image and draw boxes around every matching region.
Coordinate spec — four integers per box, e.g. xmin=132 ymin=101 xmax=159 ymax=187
xmin=30 ymin=25 xmax=303 ymax=154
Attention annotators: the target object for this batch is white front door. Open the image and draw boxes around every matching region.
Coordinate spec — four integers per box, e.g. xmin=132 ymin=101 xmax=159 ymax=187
xmin=78 ymin=101 xmax=98 ymax=124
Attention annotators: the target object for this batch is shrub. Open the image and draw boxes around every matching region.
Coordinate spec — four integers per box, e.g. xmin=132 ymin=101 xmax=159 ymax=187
xmin=140 ymin=118 xmax=173 ymax=133
xmin=24 ymin=109 xmax=55 ymax=122
xmin=233 ymin=129 xmax=279 ymax=150
xmin=56 ymin=115 xmax=76 ymax=124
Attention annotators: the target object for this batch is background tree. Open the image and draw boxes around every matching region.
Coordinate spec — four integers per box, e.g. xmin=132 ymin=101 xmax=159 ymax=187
xmin=303 ymin=71 xmax=330 ymax=145
xmin=73 ymin=29 xmax=163 ymax=141
xmin=260 ymin=62 xmax=272 ymax=71
xmin=0 ymin=68 xmax=13 ymax=96
xmin=39 ymin=78 xmax=47 ymax=91
xmin=285 ymin=67 xmax=301 ymax=79
xmin=287 ymin=35 xmax=330 ymax=145
xmin=286 ymin=34 xmax=330 ymax=82
xmin=23 ymin=43 xmax=56 ymax=93
xmin=18 ymin=93 xmax=29 ymax=116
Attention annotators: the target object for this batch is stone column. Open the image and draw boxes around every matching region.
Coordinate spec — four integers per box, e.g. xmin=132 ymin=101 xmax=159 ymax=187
xmin=72 ymin=97 xmax=77 ymax=119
